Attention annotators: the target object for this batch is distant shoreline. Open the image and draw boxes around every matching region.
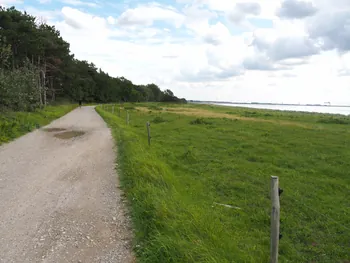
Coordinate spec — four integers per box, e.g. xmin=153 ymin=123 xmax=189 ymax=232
xmin=189 ymin=101 xmax=350 ymax=108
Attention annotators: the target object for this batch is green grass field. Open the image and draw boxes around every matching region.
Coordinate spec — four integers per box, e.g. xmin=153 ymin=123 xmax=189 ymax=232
xmin=0 ymin=105 xmax=77 ymax=145
xmin=97 ymin=103 xmax=350 ymax=263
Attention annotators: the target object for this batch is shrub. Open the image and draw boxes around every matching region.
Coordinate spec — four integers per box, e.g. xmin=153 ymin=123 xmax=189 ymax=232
xmin=190 ymin=118 xmax=212 ymax=125
xmin=152 ymin=116 xmax=166 ymax=124
xmin=0 ymin=64 xmax=40 ymax=112
xmin=241 ymin=111 xmax=259 ymax=117
xmin=317 ymin=117 xmax=350 ymax=125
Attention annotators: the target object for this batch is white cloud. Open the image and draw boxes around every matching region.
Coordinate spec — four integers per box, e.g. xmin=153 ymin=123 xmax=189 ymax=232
xmin=307 ymin=9 xmax=350 ymax=52
xmin=247 ymin=18 xmax=320 ymax=64
xmin=265 ymin=36 xmax=319 ymax=60
xmin=23 ymin=0 xmax=350 ymax=104
xmin=177 ymin=65 xmax=242 ymax=82
xmin=202 ymin=22 xmax=230 ymax=45
xmin=61 ymin=0 xmax=98 ymax=7
xmin=177 ymin=0 xmax=280 ymax=19
xmin=22 ymin=6 xmax=61 ymax=22
xmin=243 ymin=53 xmax=276 ymax=71
xmin=117 ymin=3 xmax=184 ymax=27
xmin=107 ymin=16 xmax=115 ymax=25
xmin=1 ymin=0 xmax=23 ymax=5
xmin=338 ymin=52 xmax=350 ymax=76
xmin=60 ymin=7 xmax=107 ymax=32
xmin=277 ymin=0 xmax=318 ymax=19
xmin=182 ymin=4 xmax=217 ymax=35
xmin=228 ymin=2 xmax=261 ymax=24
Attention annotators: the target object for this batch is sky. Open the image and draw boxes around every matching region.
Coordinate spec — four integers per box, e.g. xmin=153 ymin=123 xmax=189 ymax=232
xmin=2 ymin=0 xmax=350 ymax=104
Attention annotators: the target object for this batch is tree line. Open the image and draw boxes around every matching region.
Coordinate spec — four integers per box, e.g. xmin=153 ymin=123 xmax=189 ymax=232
xmin=0 ymin=6 xmax=186 ymax=111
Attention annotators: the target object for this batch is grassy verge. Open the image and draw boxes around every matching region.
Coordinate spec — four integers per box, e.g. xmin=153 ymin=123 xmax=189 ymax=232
xmin=0 ymin=105 xmax=77 ymax=145
xmin=97 ymin=103 xmax=349 ymax=263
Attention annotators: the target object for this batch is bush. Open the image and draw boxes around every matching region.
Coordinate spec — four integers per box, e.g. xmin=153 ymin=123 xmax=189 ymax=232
xmin=0 ymin=65 xmax=40 ymax=112
xmin=241 ymin=111 xmax=259 ymax=117
xmin=190 ymin=118 xmax=212 ymax=125
xmin=317 ymin=117 xmax=350 ymax=125
xmin=152 ymin=116 xmax=166 ymax=123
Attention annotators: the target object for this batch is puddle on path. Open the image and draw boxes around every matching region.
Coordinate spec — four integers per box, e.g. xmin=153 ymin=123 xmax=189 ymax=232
xmin=43 ymin=128 xmax=66 ymax=132
xmin=54 ymin=131 xmax=85 ymax=139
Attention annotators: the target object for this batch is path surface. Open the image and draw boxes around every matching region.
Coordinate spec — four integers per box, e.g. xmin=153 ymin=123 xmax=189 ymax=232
xmin=0 ymin=106 xmax=134 ymax=263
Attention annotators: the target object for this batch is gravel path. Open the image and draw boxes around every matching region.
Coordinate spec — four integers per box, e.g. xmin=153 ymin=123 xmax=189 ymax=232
xmin=0 ymin=106 xmax=134 ymax=263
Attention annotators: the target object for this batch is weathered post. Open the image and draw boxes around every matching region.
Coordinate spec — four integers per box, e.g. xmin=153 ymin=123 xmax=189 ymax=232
xmin=146 ymin=122 xmax=151 ymax=146
xmin=271 ymin=176 xmax=280 ymax=263
xmin=112 ymin=105 xmax=115 ymax=114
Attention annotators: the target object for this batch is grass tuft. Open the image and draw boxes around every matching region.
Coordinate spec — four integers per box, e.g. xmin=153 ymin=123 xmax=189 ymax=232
xmin=317 ymin=116 xmax=350 ymax=125
xmin=152 ymin=116 xmax=167 ymax=124
xmin=190 ymin=118 xmax=212 ymax=125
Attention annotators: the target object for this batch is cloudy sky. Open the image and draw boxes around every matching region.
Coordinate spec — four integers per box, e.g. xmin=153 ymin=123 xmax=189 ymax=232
xmin=3 ymin=0 xmax=350 ymax=104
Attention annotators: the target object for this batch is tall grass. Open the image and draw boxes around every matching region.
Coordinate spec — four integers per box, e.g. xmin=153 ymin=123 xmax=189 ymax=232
xmin=97 ymin=104 xmax=350 ymax=263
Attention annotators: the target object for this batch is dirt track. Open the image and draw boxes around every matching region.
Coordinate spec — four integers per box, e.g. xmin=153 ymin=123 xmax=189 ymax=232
xmin=0 ymin=106 xmax=134 ymax=263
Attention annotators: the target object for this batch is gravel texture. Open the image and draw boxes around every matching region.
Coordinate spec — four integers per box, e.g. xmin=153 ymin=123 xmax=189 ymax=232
xmin=0 ymin=106 xmax=134 ymax=263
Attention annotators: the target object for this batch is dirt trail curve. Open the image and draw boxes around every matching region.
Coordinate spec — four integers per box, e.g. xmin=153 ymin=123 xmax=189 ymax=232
xmin=0 ymin=106 xmax=134 ymax=263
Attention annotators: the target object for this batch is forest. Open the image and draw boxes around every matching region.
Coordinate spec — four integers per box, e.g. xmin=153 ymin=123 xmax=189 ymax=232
xmin=0 ymin=6 xmax=186 ymax=112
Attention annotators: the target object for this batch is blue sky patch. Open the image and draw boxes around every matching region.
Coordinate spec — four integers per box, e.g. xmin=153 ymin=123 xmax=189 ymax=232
xmin=249 ymin=18 xmax=274 ymax=28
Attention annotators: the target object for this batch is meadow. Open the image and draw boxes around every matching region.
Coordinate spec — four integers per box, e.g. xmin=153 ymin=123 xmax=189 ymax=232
xmin=97 ymin=103 xmax=349 ymax=263
xmin=0 ymin=105 xmax=76 ymax=145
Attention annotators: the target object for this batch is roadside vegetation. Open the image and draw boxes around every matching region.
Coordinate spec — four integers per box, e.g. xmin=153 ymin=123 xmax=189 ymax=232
xmin=97 ymin=103 xmax=349 ymax=263
xmin=0 ymin=104 xmax=76 ymax=145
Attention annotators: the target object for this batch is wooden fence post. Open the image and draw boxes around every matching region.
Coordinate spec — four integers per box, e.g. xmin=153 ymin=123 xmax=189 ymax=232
xmin=126 ymin=110 xmax=129 ymax=125
xmin=112 ymin=105 xmax=115 ymax=114
xmin=146 ymin=122 xmax=151 ymax=146
xmin=271 ymin=176 xmax=280 ymax=263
